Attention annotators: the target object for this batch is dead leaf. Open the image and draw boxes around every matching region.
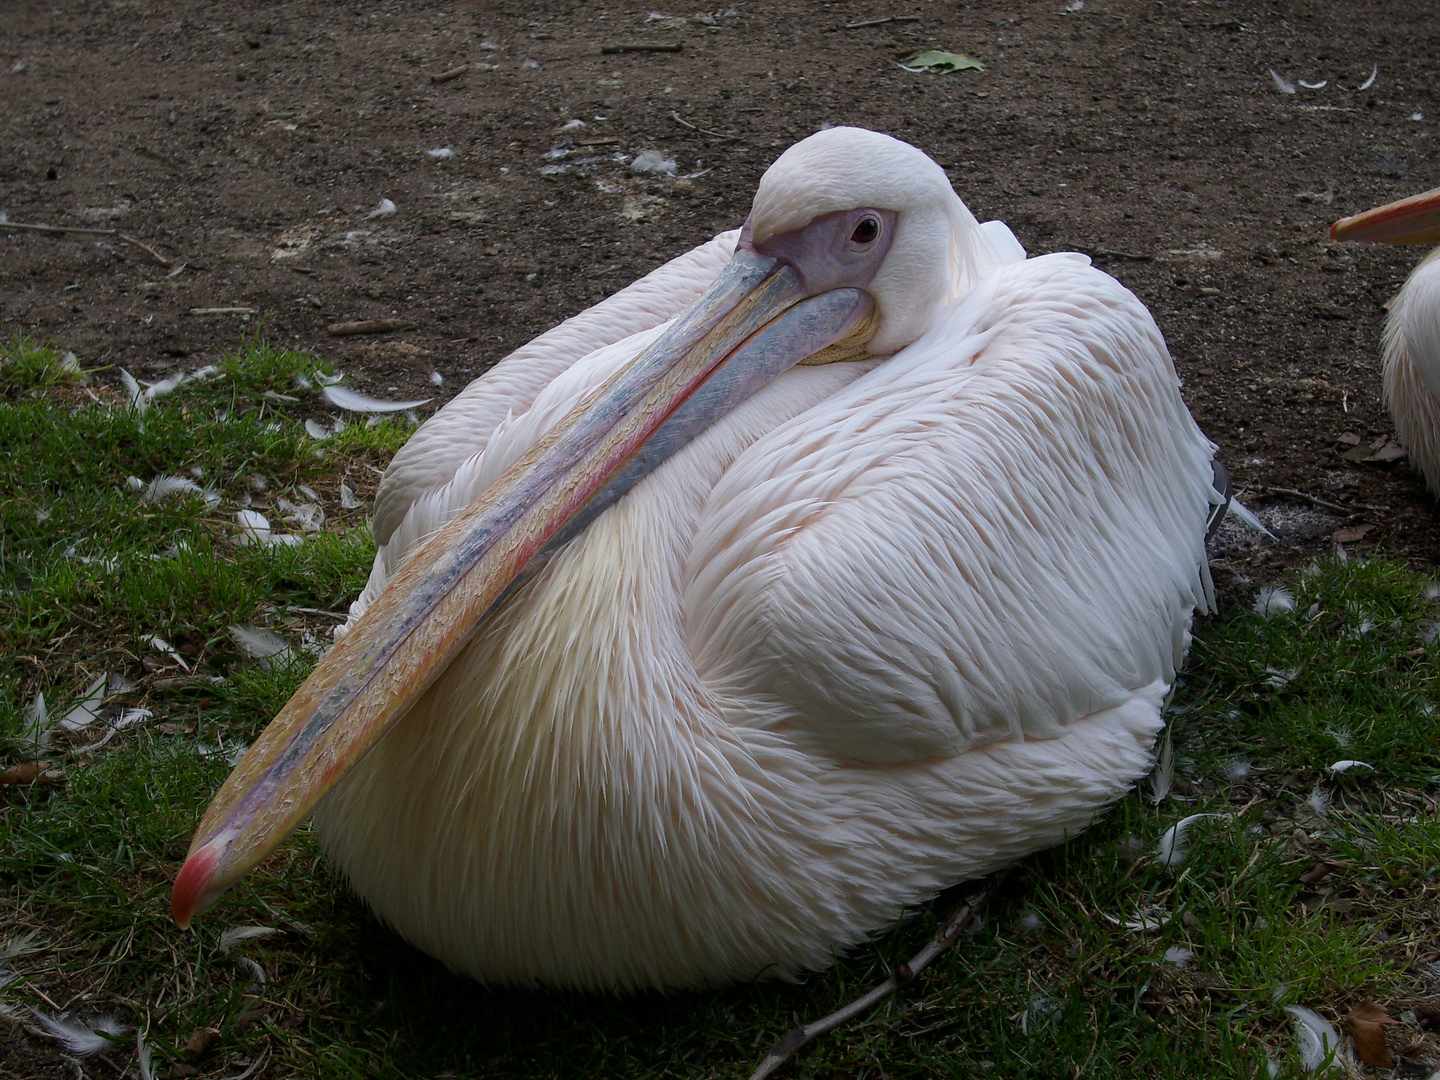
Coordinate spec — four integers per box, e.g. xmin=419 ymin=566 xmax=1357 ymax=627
xmin=184 ymin=1025 xmax=221 ymax=1063
xmin=1334 ymin=432 xmax=1361 ymax=446
xmin=0 ymin=761 xmax=65 ymax=787
xmin=1365 ymin=440 xmax=1406 ymax=463
xmin=1331 ymin=524 xmax=1375 ymax=543
xmin=1343 ymin=998 xmax=1398 ymax=1068
xmin=1298 ymin=860 xmax=1346 ymax=886
xmin=233 ymin=993 xmax=270 ymax=1031
xmin=1340 ymin=444 xmax=1372 ymax=462
xmin=901 ymin=50 xmax=985 ymax=73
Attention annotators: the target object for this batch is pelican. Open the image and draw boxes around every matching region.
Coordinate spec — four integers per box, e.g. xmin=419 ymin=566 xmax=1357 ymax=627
xmin=173 ymin=128 xmax=1223 ymax=990
xmin=1330 ymin=188 xmax=1440 ymax=491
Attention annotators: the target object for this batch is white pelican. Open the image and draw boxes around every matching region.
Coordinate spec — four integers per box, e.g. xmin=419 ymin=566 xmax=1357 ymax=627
xmin=1330 ymin=188 xmax=1440 ymax=491
xmin=173 ymin=127 xmax=1223 ymax=990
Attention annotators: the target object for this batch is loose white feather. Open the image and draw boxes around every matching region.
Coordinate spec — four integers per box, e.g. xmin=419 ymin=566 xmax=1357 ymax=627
xmin=145 ymin=635 xmax=190 ymax=672
xmin=236 ymin=956 xmax=267 ymax=984
xmin=58 ymin=674 xmax=107 ymax=731
xmin=141 ymin=475 xmax=220 ymax=507
xmin=1254 ymin=586 xmax=1295 ymax=618
xmin=321 ymin=385 xmax=431 ymax=413
xmin=230 ymin=626 xmax=292 ymax=663
xmin=1149 ymin=730 xmax=1174 ymax=804
xmin=0 ymin=929 xmax=45 ymax=961
xmin=29 ymin=1010 xmax=127 ymax=1056
xmin=81 ymin=708 xmax=153 ymax=752
xmin=20 ymin=692 xmax=49 ymax=748
xmin=1162 ymin=945 xmax=1194 ymax=967
xmin=1327 ymin=760 xmax=1373 ymax=774
xmin=1103 ymin=907 xmax=1173 ymax=932
xmin=1282 ymin=1004 xmax=1341 ymax=1071
xmin=1156 ymin=813 xmax=1224 ymax=867
xmin=118 ymin=368 xmax=147 ymax=413
xmin=137 ymin=1029 xmax=155 ymax=1080
xmin=219 ymin=925 xmax=281 ymax=951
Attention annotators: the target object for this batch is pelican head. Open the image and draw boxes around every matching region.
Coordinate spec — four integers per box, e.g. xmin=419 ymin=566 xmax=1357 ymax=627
xmin=172 ymin=128 xmax=986 ymax=925
xmin=745 ymin=127 xmax=985 ymax=354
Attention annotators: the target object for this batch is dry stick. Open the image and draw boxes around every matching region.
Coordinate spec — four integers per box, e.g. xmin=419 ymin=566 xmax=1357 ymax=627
xmin=1093 ymin=247 xmax=1154 ymax=261
xmin=670 ymin=111 xmax=736 ymax=140
xmin=430 ymin=63 xmax=469 ymax=83
xmin=326 ymin=318 xmax=417 ymax=337
xmin=116 ymin=233 xmax=172 ymax=266
xmin=602 ymin=42 xmax=684 ymax=53
xmin=1 ymin=219 xmax=172 ymax=266
xmin=748 ymin=872 xmax=1006 ymax=1080
xmin=842 ymin=14 xmax=921 ymax=29
xmin=1250 ymin=484 xmax=1386 ymax=516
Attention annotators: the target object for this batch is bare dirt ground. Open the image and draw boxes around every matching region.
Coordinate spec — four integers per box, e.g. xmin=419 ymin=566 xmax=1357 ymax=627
xmin=3 ymin=1 xmax=1438 ymax=577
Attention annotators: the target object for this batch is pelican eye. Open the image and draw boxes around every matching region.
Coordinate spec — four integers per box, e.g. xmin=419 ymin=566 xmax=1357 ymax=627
xmin=850 ymin=217 xmax=880 ymax=245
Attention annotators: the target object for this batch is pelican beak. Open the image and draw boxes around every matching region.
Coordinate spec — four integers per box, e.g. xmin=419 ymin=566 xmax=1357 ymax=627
xmin=1330 ymin=187 xmax=1440 ymax=246
xmin=172 ymin=247 xmax=877 ymax=927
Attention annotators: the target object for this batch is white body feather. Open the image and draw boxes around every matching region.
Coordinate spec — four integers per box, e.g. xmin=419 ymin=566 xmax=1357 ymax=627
xmin=1382 ymin=248 xmax=1440 ymax=492
xmin=316 ymin=140 xmax=1217 ymax=990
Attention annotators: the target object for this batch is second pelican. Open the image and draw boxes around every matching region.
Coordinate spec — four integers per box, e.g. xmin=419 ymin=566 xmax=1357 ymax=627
xmin=1331 ymin=187 xmax=1440 ymax=491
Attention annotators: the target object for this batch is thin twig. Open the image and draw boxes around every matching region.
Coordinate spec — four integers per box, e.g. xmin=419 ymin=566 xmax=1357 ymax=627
xmin=429 ymin=63 xmax=469 ymax=83
xmin=840 ymin=15 xmax=921 ymax=29
xmin=601 ymin=42 xmax=684 ymax=54
xmin=326 ymin=318 xmax=416 ymax=336
xmin=1249 ymin=485 xmax=1386 ymax=515
xmin=670 ymin=111 xmax=736 ymax=139
xmin=748 ymin=872 xmax=1006 ymax=1080
xmin=1093 ymin=247 xmax=1154 ymax=261
xmin=0 ymin=221 xmax=118 ymax=237
xmin=1 ymin=219 xmax=172 ymax=265
xmin=116 ymin=233 xmax=171 ymax=266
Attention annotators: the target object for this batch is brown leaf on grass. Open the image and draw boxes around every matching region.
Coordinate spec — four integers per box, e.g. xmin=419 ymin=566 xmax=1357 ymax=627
xmin=1331 ymin=524 xmax=1375 ymax=543
xmin=1343 ymin=998 xmax=1398 ymax=1067
xmin=1298 ymin=860 xmax=1346 ymax=886
xmin=183 ymin=1025 xmax=221 ymax=1063
xmin=0 ymin=761 xmax=65 ymax=786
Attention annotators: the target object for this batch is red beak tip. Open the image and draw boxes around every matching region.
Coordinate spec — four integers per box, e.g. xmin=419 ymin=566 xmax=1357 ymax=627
xmin=171 ymin=843 xmax=219 ymax=928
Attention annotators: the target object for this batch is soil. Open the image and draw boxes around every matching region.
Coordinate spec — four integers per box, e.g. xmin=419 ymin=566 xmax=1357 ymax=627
xmin=4 ymin=1 xmax=1439 ymax=578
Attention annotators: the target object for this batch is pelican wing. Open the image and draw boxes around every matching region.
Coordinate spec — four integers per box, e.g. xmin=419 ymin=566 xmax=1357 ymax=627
xmin=684 ymin=253 xmax=1216 ymax=763
xmin=371 ymin=230 xmax=741 ymax=547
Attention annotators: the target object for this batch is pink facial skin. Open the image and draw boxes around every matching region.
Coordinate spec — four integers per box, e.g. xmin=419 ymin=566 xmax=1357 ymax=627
xmin=740 ymin=208 xmax=899 ymax=296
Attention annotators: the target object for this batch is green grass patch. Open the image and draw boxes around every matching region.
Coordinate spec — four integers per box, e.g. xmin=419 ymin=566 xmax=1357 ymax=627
xmin=1 ymin=337 xmax=1437 ymax=1078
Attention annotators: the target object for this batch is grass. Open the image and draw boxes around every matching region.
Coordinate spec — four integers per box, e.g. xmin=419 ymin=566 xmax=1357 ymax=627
xmin=1 ymin=335 xmax=1437 ymax=1079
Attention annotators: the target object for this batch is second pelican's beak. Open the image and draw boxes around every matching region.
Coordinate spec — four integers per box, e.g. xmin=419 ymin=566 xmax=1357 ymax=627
xmin=172 ymin=247 xmax=877 ymax=926
xmin=1330 ymin=187 xmax=1440 ymax=246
